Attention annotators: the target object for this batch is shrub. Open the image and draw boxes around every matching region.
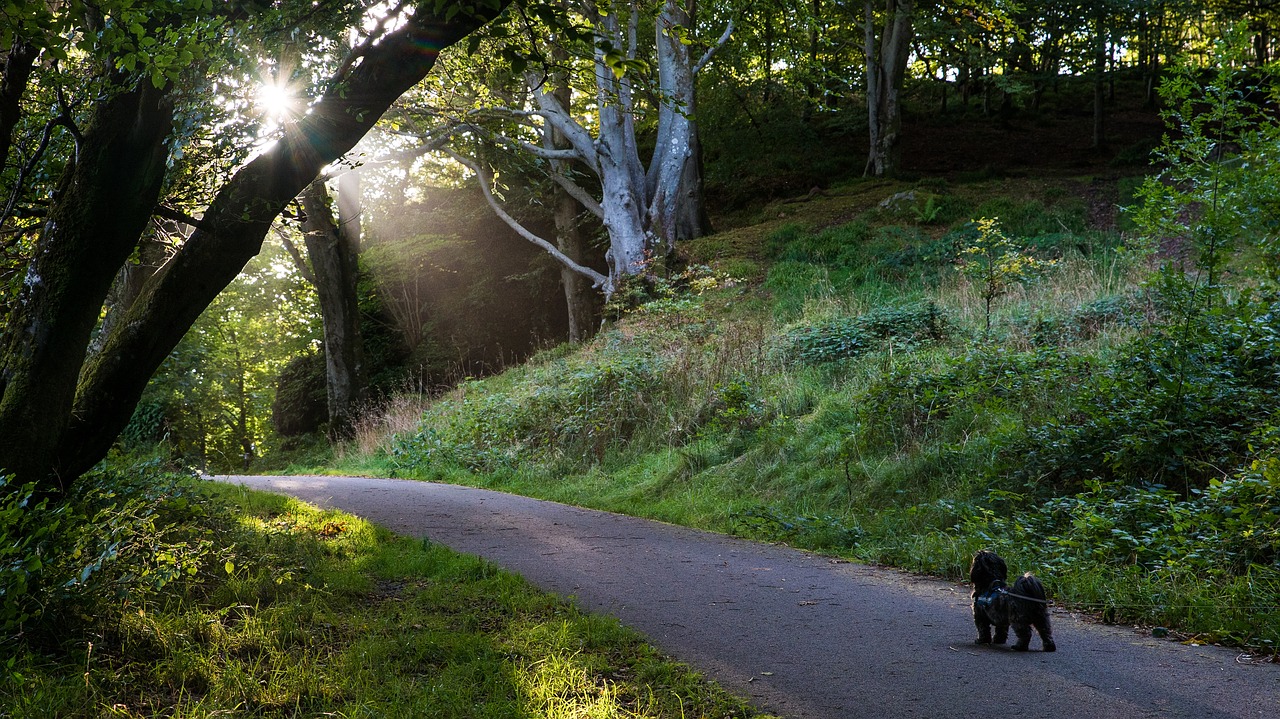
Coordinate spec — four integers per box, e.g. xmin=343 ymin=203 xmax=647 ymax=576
xmin=1 ymin=469 xmax=232 ymax=644
xmin=1015 ymin=291 xmax=1280 ymax=493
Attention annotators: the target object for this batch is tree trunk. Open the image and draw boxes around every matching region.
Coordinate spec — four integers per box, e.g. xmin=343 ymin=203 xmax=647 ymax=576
xmin=300 ymin=176 xmax=367 ymax=435
xmin=594 ymin=8 xmax=651 ymax=290
xmin=0 ymin=75 xmax=174 ymax=492
xmin=90 ymin=230 xmax=172 ymax=356
xmin=648 ymin=0 xmax=712 ymax=252
xmin=0 ymin=36 xmax=38 ymax=178
xmin=1092 ymin=5 xmax=1107 ymax=150
xmin=0 ymin=6 xmax=506 ymax=493
xmin=544 ymin=50 xmax=597 ymax=343
xmin=863 ymin=0 xmax=914 ymax=177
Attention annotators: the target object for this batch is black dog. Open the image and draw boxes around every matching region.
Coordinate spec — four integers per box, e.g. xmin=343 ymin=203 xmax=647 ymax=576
xmin=969 ymin=550 xmax=1056 ymax=652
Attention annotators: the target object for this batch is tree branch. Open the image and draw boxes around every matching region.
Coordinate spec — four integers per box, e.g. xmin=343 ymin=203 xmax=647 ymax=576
xmin=275 ymin=223 xmax=316 ymax=285
xmin=693 ymin=19 xmax=735 ymax=76
xmin=446 ymin=149 xmax=607 ymax=288
xmin=549 ymin=172 xmax=604 ymax=219
xmin=153 ymin=204 xmax=210 ymax=231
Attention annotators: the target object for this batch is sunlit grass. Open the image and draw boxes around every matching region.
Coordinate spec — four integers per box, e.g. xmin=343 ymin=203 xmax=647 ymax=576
xmin=1 ymin=482 xmax=771 ymax=718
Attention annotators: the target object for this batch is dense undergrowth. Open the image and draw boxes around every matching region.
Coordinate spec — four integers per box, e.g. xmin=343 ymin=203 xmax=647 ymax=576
xmin=312 ymin=166 xmax=1280 ymax=654
xmin=1 ymin=468 xmax=766 ymax=717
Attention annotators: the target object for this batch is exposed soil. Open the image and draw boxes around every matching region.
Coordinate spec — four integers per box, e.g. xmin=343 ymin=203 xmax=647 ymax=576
xmin=223 ymin=475 xmax=1277 ymax=719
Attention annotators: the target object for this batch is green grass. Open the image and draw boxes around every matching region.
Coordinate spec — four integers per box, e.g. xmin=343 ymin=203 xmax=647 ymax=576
xmin=2 ymin=480 xmax=772 ymax=718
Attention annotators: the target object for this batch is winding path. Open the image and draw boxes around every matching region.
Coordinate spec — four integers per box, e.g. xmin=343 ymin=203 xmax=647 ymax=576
xmin=219 ymin=475 xmax=1276 ymax=719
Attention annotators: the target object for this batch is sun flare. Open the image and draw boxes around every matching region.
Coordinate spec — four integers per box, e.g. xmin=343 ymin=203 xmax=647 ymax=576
xmin=256 ymin=81 xmax=299 ymax=121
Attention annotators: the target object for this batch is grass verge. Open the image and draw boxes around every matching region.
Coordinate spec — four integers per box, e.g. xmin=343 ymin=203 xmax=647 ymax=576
xmin=2 ymin=478 xmax=771 ymax=718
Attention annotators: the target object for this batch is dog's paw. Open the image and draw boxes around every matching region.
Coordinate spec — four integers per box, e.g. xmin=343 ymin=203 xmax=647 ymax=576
xmin=974 ymin=637 xmax=991 ymax=645
xmin=1011 ymin=643 xmax=1030 ymax=652
xmin=1043 ymin=641 xmax=1057 ymax=652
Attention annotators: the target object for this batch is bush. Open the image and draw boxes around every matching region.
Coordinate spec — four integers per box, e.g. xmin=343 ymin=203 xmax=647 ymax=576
xmin=1015 ymin=291 xmax=1280 ymax=493
xmin=1 ymin=469 xmax=231 ymax=644
xmin=395 ymin=351 xmax=672 ymax=471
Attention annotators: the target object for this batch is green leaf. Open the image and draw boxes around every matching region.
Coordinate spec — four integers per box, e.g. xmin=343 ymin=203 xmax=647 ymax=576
xmin=224 ymin=560 xmax=235 ymax=575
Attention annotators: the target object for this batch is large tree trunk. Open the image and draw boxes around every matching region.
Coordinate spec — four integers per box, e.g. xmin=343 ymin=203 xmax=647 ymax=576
xmin=0 ymin=5 xmax=505 ymax=493
xmin=648 ymin=0 xmax=712 ymax=252
xmin=0 ymin=75 xmax=174 ymax=491
xmin=863 ymin=0 xmax=914 ymax=177
xmin=594 ymin=7 xmax=651 ymax=290
xmin=300 ymin=176 xmax=366 ymax=434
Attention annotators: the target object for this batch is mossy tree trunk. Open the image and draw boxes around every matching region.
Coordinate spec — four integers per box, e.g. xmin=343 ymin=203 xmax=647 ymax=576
xmin=300 ymin=176 xmax=367 ymax=435
xmin=0 ymin=75 xmax=174 ymax=493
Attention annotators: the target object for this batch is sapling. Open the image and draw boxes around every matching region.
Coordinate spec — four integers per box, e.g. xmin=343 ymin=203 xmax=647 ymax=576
xmin=958 ymin=217 xmax=1058 ymax=335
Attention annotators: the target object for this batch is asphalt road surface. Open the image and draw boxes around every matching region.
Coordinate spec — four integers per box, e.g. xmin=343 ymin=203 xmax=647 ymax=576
xmin=219 ymin=475 xmax=1278 ymax=719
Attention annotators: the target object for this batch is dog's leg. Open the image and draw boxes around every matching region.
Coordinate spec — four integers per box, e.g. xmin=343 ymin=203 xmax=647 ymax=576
xmin=993 ymin=621 xmax=1009 ymax=646
xmin=1010 ymin=622 xmax=1031 ymax=651
xmin=974 ymin=606 xmax=993 ymax=644
xmin=1035 ymin=615 xmax=1056 ymax=652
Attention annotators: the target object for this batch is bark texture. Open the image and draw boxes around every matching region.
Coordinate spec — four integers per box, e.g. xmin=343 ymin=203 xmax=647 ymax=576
xmin=863 ymin=0 xmax=914 ymax=177
xmin=300 ymin=176 xmax=366 ymax=434
xmin=543 ymin=55 xmax=597 ymax=342
xmin=0 ymin=76 xmax=174 ymax=489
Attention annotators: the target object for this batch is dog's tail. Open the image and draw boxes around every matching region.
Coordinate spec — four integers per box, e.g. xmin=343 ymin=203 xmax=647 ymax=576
xmin=1011 ymin=572 xmax=1047 ymax=602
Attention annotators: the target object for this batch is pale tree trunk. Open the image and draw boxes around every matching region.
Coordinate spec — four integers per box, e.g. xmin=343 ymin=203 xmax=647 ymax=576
xmin=594 ymin=6 xmax=652 ymax=287
xmin=863 ymin=0 xmax=914 ymax=177
xmin=475 ymin=0 xmax=728 ymax=298
xmin=300 ymin=175 xmax=367 ymax=434
xmin=648 ymin=0 xmax=712 ymax=252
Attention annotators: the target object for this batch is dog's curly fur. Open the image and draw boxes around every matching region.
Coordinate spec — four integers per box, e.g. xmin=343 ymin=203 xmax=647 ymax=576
xmin=969 ymin=550 xmax=1056 ymax=652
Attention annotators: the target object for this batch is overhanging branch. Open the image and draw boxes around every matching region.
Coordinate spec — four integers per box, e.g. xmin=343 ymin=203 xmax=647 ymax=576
xmin=693 ymin=19 xmax=735 ymax=76
xmin=446 ymin=149 xmax=607 ymax=288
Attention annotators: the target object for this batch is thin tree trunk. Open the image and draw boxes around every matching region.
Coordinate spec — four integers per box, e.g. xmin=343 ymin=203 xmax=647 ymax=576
xmin=300 ymin=177 xmax=366 ymax=434
xmin=863 ymin=0 xmax=914 ymax=177
xmin=1092 ymin=5 xmax=1107 ymax=149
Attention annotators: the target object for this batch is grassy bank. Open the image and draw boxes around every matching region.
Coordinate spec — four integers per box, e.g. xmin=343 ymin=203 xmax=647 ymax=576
xmin=2 ymin=473 xmax=769 ymax=718
xmin=312 ymin=175 xmax=1280 ymax=654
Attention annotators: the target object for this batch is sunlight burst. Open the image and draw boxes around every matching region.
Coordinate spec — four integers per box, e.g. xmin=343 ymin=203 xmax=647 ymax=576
xmin=256 ymin=81 xmax=300 ymax=121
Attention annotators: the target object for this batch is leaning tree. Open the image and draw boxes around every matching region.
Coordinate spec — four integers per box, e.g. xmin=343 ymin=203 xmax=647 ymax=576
xmin=0 ymin=0 xmax=508 ymax=496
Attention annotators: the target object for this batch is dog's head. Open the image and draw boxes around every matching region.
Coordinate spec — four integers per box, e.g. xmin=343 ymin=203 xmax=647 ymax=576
xmin=969 ymin=550 xmax=1009 ymax=595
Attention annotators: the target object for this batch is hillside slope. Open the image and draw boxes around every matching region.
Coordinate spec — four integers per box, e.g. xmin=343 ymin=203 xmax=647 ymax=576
xmin=327 ymin=173 xmax=1280 ymax=655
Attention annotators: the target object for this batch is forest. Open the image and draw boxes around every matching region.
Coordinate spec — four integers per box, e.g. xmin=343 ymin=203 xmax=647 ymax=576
xmin=3 ymin=0 xmax=1280 ymax=716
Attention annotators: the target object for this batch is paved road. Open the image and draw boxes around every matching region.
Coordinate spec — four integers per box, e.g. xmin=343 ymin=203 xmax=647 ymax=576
xmin=220 ymin=475 xmax=1277 ymax=719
